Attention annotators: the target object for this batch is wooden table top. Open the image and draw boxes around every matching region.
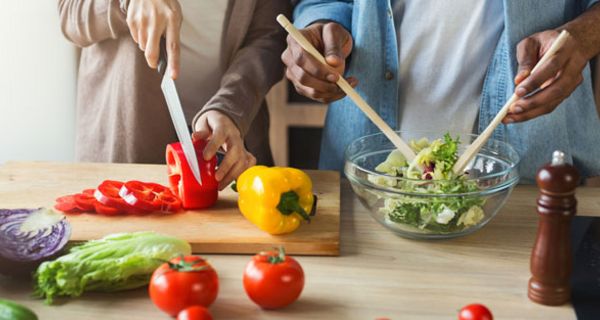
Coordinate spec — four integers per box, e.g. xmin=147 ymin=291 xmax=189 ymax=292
xmin=1 ymin=182 xmax=598 ymax=319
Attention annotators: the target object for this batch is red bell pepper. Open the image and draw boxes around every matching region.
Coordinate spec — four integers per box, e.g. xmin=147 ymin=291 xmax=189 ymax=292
xmin=166 ymin=139 xmax=218 ymax=209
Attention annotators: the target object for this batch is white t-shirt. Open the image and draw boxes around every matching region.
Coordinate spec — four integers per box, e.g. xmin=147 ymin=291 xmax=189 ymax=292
xmin=393 ymin=0 xmax=504 ymax=134
xmin=176 ymin=0 xmax=228 ymax=121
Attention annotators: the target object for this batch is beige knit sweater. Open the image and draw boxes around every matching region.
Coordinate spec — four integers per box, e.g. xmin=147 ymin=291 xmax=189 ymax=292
xmin=58 ymin=0 xmax=291 ymax=165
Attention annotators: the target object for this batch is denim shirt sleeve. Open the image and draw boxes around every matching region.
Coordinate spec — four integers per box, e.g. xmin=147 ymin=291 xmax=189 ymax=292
xmin=582 ymin=0 xmax=599 ymax=9
xmin=293 ymin=0 xmax=353 ymax=31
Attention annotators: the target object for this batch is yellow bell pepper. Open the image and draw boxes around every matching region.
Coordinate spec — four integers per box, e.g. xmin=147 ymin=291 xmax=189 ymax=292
xmin=236 ymin=166 xmax=316 ymax=235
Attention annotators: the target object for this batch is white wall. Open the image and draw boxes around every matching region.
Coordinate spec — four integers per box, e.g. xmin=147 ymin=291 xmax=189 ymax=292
xmin=0 ymin=2 xmax=77 ymax=164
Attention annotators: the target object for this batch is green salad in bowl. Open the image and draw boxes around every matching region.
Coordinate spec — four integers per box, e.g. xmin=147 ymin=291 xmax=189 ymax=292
xmin=345 ymin=131 xmax=519 ymax=239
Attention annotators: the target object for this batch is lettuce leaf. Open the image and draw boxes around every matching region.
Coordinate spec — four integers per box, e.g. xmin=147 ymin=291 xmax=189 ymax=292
xmin=34 ymin=231 xmax=191 ymax=304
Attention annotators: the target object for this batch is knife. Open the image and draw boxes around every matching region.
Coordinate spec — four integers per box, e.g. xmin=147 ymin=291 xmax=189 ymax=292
xmin=158 ymin=39 xmax=203 ymax=185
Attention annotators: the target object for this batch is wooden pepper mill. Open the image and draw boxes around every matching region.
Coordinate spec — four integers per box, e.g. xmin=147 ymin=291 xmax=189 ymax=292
xmin=528 ymin=150 xmax=580 ymax=305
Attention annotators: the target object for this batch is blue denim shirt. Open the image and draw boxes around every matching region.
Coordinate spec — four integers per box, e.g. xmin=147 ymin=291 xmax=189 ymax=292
xmin=294 ymin=0 xmax=600 ymax=183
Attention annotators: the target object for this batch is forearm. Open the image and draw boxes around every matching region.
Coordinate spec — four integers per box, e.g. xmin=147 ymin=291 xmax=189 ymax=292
xmin=193 ymin=0 xmax=290 ymax=136
xmin=561 ymin=3 xmax=600 ymax=61
xmin=58 ymin=0 xmax=129 ymax=47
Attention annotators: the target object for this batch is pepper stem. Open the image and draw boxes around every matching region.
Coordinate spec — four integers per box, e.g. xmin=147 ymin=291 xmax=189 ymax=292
xmin=277 ymin=191 xmax=311 ymax=221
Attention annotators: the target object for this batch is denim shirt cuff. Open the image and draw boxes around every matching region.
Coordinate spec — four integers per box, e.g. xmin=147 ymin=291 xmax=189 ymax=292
xmin=293 ymin=4 xmax=352 ymax=32
xmin=584 ymin=0 xmax=599 ymax=9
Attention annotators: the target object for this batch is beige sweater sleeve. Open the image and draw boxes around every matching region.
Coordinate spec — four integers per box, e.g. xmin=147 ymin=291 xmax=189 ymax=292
xmin=192 ymin=0 xmax=292 ymax=136
xmin=58 ymin=0 xmax=130 ymax=47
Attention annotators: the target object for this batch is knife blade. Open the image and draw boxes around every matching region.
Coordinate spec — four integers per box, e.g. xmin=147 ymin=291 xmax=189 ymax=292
xmin=158 ymin=39 xmax=202 ymax=185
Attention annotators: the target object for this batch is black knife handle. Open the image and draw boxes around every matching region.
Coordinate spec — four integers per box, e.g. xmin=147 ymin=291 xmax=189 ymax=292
xmin=158 ymin=37 xmax=168 ymax=76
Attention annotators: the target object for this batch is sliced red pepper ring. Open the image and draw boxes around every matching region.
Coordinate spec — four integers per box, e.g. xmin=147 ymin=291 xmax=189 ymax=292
xmin=119 ymin=181 xmax=181 ymax=213
xmin=94 ymin=201 xmax=121 ymax=216
xmin=74 ymin=193 xmax=96 ymax=212
xmin=94 ymin=180 xmax=126 ymax=207
xmin=94 ymin=180 xmax=143 ymax=214
xmin=156 ymin=192 xmax=182 ymax=213
xmin=54 ymin=195 xmax=81 ymax=213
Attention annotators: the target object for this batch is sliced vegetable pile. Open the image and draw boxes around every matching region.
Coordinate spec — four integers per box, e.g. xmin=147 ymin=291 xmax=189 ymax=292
xmin=34 ymin=231 xmax=191 ymax=304
xmin=371 ymin=133 xmax=486 ymax=233
xmin=54 ymin=180 xmax=182 ymax=215
xmin=0 ymin=208 xmax=70 ymax=278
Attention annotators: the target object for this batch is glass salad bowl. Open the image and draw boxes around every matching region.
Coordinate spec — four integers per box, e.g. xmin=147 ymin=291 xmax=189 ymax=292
xmin=344 ymin=131 xmax=520 ymax=239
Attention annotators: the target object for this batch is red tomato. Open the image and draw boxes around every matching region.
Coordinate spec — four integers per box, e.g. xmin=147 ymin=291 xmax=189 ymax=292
xmin=166 ymin=139 xmax=218 ymax=209
xmin=119 ymin=181 xmax=182 ymax=213
xmin=458 ymin=304 xmax=493 ymax=320
xmin=243 ymin=247 xmax=304 ymax=309
xmin=149 ymin=256 xmax=219 ymax=317
xmin=177 ymin=306 xmax=213 ymax=320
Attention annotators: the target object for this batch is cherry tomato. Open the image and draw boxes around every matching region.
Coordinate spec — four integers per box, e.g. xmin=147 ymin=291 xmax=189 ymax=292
xmin=149 ymin=256 xmax=219 ymax=317
xmin=177 ymin=306 xmax=213 ymax=320
xmin=458 ymin=303 xmax=493 ymax=320
xmin=243 ymin=247 xmax=304 ymax=309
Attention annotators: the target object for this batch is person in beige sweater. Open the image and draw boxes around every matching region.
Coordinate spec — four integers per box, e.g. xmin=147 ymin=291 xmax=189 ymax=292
xmin=58 ymin=0 xmax=291 ymax=189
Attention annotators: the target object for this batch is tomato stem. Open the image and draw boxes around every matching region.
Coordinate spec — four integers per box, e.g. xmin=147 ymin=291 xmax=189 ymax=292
xmin=260 ymin=246 xmax=287 ymax=264
xmin=157 ymin=255 xmax=211 ymax=273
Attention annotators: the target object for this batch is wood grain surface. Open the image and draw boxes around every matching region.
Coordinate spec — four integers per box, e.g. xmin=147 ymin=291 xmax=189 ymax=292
xmin=0 ymin=162 xmax=340 ymax=255
xmin=0 ymin=163 xmax=598 ymax=319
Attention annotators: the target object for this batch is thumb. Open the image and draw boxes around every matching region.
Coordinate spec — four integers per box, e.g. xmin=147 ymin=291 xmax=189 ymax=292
xmin=515 ymin=37 xmax=539 ymax=86
xmin=322 ymin=23 xmax=352 ymax=68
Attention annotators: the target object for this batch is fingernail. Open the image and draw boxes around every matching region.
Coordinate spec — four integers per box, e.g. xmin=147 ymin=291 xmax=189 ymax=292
xmin=516 ymin=87 xmax=527 ymax=97
xmin=512 ymin=105 xmax=524 ymax=114
xmin=327 ymin=74 xmax=337 ymax=82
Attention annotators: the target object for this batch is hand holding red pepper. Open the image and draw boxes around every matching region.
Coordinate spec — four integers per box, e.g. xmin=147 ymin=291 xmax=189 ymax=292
xmin=193 ymin=110 xmax=256 ymax=191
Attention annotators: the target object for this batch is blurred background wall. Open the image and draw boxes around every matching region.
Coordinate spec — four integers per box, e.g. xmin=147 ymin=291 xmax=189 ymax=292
xmin=0 ymin=2 xmax=78 ymax=164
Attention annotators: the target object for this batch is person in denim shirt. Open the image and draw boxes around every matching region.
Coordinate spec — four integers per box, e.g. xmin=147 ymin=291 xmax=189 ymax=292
xmin=283 ymin=0 xmax=600 ymax=183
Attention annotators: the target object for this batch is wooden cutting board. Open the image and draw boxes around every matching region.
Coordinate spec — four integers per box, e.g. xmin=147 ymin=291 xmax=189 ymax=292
xmin=0 ymin=162 xmax=340 ymax=256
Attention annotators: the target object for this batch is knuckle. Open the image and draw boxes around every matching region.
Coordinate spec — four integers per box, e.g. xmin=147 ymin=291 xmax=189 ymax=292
xmin=145 ymin=50 xmax=157 ymax=61
xmin=292 ymin=50 xmax=305 ymax=65
xmin=550 ymin=85 xmax=565 ymax=98
xmin=306 ymin=88 xmax=320 ymax=99
xmin=296 ymin=69 xmax=310 ymax=85
xmin=281 ymin=51 xmax=289 ymax=64
xmin=547 ymin=57 xmax=561 ymax=71
xmin=285 ymin=68 xmax=294 ymax=82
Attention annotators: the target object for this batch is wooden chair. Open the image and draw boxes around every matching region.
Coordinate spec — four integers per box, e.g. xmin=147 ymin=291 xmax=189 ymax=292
xmin=265 ymin=80 xmax=327 ymax=166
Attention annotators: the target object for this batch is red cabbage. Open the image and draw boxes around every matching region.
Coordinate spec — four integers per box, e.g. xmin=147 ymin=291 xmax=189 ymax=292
xmin=0 ymin=208 xmax=71 ymax=278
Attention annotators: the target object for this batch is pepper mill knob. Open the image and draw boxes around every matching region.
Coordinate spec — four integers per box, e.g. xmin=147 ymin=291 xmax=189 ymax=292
xmin=528 ymin=150 xmax=580 ymax=306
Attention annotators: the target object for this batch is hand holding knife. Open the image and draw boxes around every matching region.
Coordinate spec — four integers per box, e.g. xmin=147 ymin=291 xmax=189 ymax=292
xmin=158 ymin=38 xmax=203 ymax=185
